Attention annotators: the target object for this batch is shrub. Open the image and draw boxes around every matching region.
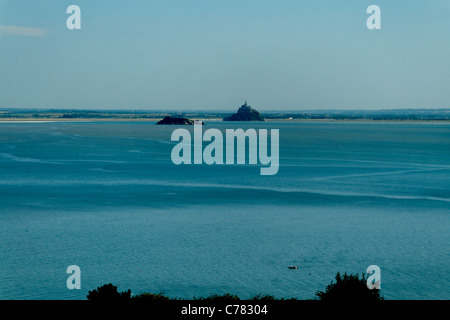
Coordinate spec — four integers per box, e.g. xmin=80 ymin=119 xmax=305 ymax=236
xmin=315 ymin=272 xmax=383 ymax=301
xmin=194 ymin=293 xmax=240 ymax=301
xmin=132 ymin=292 xmax=172 ymax=301
xmin=87 ymin=283 xmax=131 ymax=302
xmin=251 ymin=294 xmax=276 ymax=300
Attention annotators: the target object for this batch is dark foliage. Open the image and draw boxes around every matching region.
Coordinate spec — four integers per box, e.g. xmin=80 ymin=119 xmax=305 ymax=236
xmin=88 ymin=271 xmax=384 ymax=303
xmin=194 ymin=293 xmax=240 ymax=301
xmin=87 ymin=283 xmax=131 ymax=302
xmin=251 ymin=294 xmax=276 ymax=301
xmin=132 ymin=292 xmax=172 ymax=301
xmin=315 ymin=272 xmax=383 ymax=301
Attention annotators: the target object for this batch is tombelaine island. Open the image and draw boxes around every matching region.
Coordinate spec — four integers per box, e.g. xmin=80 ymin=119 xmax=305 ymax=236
xmin=157 ymin=116 xmax=205 ymax=125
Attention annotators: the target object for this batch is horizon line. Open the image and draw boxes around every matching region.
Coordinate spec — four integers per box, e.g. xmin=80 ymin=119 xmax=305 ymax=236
xmin=1 ymin=107 xmax=450 ymax=113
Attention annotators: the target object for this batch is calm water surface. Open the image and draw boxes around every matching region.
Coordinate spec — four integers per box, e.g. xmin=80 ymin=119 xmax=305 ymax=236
xmin=0 ymin=121 xmax=449 ymax=300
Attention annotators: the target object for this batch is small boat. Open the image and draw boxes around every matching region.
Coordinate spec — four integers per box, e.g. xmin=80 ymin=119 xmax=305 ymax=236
xmin=288 ymin=266 xmax=298 ymax=270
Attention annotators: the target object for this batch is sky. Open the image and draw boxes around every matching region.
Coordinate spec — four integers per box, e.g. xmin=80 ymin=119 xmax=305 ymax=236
xmin=0 ymin=0 xmax=449 ymax=111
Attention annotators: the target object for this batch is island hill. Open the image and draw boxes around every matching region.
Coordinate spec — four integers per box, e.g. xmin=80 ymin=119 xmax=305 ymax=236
xmin=156 ymin=101 xmax=265 ymax=124
xmin=223 ymin=101 xmax=265 ymax=121
xmin=157 ymin=116 xmax=205 ymax=125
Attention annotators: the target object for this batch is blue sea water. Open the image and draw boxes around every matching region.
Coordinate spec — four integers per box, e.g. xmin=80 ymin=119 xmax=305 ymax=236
xmin=0 ymin=121 xmax=449 ymax=300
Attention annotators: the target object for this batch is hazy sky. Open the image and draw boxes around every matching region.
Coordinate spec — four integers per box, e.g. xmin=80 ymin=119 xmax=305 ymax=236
xmin=1 ymin=0 xmax=449 ymax=110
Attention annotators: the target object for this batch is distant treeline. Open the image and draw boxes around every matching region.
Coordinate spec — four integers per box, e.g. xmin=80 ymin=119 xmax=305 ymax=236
xmin=1 ymin=108 xmax=449 ymax=121
xmin=263 ymin=109 xmax=450 ymax=121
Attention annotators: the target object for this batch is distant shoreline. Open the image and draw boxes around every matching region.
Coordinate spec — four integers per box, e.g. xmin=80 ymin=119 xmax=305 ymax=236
xmin=1 ymin=108 xmax=449 ymax=122
xmin=1 ymin=118 xmax=449 ymax=124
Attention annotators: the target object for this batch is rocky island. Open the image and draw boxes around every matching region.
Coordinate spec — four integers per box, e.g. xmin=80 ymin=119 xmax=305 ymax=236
xmin=223 ymin=101 xmax=265 ymax=121
xmin=157 ymin=116 xmax=204 ymax=125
